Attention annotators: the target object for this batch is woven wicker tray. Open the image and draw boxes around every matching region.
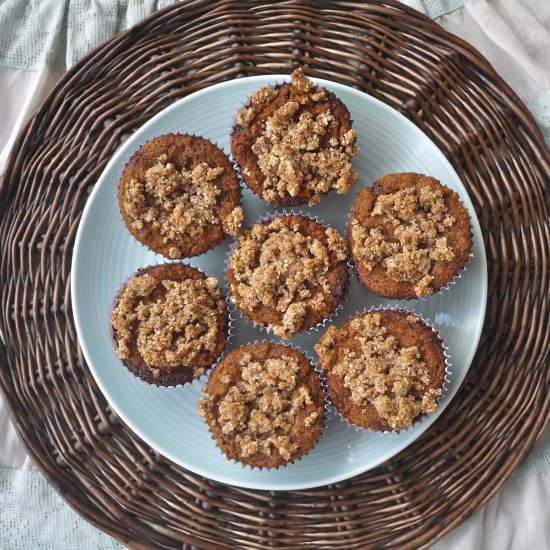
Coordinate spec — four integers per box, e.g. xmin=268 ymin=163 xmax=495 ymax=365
xmin=0 ymin=1 xmax=548 ymax=548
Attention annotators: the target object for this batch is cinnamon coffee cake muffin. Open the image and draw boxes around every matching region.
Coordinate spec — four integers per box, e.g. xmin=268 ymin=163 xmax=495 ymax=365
xmin=226 ymin=215 xmax=349 ymax=339
xmin=118 ymin=133 xmax=242 ymax=259
xmin=231 ymin=68 xmax=359 ymax=206
xmin=198 ymin=343 xmax=325 ymax=468
xmin=348 ymin=173 xmax=472 ymax=299
xmin=111 ymin=263 xmax=228 ymax=387
xmin=315 ymin=310 xmax=446 ymax=432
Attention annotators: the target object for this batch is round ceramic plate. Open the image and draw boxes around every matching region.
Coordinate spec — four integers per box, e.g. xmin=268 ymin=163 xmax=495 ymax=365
xmin=71 ymin=75 xmax=487 ymax=490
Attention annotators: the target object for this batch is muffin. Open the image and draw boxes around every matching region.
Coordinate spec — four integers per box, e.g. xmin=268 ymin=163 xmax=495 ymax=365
xmin=118 ymin=133 xmax=243 ymax=259
xmin=348 ymin=173 xmax=472 ymax=299
xmin=198 ymin=343 xmax=325 ymax=468
xmin=226 ymin=214 xmax=349 ymax=339
xmin=315 ymin=310 xmax=446 ymax=432
xmin=111 ymin=263 xmax=228 ymax=386
xmin=231 ymin=68 xmax=359 ymax=206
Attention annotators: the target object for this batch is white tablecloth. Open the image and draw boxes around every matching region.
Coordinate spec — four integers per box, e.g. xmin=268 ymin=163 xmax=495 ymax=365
xmin=0 ymin=1 xmax=548 ymax=548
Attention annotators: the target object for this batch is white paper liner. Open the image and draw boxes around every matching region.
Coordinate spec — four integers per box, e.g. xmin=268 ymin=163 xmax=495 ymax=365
xmin=346 ymin=210 xmax=473 ymax=301
xmin=201 ymin=339 xmax=330 ymax=471
xmin=109 ymin=261 xmax=234 ymax=390
xmin=224 ymin=209 xmax=351 ymax=341
xmin=317 ymin=304 xmax=452 ymax=437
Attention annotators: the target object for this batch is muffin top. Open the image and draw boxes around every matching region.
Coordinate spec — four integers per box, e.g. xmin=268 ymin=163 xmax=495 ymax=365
xmin=118 ymin=133 xmax=242 ymax=259
xmin=231 ymin=68 xmax=359 ymax=206
xmin=198 ymin=343 xmax=325 ymax=468
xmin=315 ymin=310 xmax=446 ymax=431
xmin=226 ymin=215 xmax=349 ymax=339
xmin=348 ymin=173 xmax=472 ymax=298
xmin=111 ymin=263 xmax=228 ymax=386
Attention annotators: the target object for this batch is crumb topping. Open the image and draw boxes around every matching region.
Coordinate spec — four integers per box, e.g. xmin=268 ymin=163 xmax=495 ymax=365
xmin=236 ymin=107 xmax=254 ymax=128
xmin=325 ymin=226 xmax=348 ymax=261
xmin=198 ymin=353 xmax=320 ymax=461
xmin=122 ymin=155 xmax=241 ymax=258
xmin=351 ymin=185 xmax=456 ymax=296
xmin=315 ymin=313 xmax=441 ymax=431
xmin=251 ymin=85 xmax=278 ymax=105
xmin=221 ymin=205 xmax=244 ymax=236
xmin=112 ymin=273 xmax=225 ymax=377
xmin=228 ymin=217 xmax=347 ymax=339
xmin=236 ymin=68 xmax=359 ymax=205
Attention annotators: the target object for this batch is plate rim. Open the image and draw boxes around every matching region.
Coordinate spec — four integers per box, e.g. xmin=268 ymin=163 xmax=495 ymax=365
xmin=71 ymin=74 xmax=488 ymax=490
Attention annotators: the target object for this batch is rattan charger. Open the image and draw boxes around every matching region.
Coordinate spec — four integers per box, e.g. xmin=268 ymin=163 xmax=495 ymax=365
xmin=0 ymin=1 xmax=548 ymax=548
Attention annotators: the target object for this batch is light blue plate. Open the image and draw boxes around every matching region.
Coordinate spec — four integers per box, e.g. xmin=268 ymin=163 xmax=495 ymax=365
xmin=71 ymin=76 xmax=487 ymax=490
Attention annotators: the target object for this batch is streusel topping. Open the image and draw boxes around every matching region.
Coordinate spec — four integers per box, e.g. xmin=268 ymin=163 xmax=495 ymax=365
xmin=122 ymin=155 xmax=242 ymax=258
xmin=198 ymin=353 xmax=319 ymax=461
xmin=228 ymin=217 xmax=347 ymax=339
xmin=236 ymin=68 xmax=359 ymax=205
xmin=112 ymin=273 xmax=225 ymax=378
xmin=315 ymin=313 xmax=441 ymax=431
xmin=350 ymin=185 xmax=456 ymax=296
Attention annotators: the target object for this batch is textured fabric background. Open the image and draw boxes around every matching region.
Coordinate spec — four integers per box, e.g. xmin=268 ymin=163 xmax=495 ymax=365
xmin=0 ymin=1 xmax=548 ymax=548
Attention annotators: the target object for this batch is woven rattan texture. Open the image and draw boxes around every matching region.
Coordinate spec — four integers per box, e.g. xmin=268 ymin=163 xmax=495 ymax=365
xmin=0 ymin=1 xmax=548 ymax=548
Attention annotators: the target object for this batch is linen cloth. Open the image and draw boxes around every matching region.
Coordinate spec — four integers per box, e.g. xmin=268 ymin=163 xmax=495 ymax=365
xmin=0 ymin=1 xmax=548 ymax=548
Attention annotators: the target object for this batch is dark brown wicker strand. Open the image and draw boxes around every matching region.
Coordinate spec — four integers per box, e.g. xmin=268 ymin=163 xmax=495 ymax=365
xmin=0 ymin=1 xmax=549 ymax=548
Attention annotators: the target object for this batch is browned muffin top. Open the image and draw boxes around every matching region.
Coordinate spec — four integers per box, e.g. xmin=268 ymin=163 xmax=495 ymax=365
xmin=111 ymin=264 xmax=228 ymax=385
xmin=119 ymin=134 xmax=242 ymax=259
xmin=198 ymin=343 xmax=325 ymax=468
xmin=348 ymin=173 xmax=472 ymax=298
xmin=227 ymin=215 xmax=349 ymax=339
xmin=315 ymin=310 xmax=446 ymax=431
xmin=231 ymin=68 xmax=359 ymax=206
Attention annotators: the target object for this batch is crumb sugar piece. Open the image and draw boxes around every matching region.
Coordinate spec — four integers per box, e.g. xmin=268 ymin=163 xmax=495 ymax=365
xmin=198 ymin=354 xmax=320 ymax=461
xmin=314 ymin=326 xmax=338 ymax=356
xmin=250 ymin=86 xmax=278 ymax=105
xmin=325 ymin=227 xmax=348 ymax=261
xmin=304 ymin=411 xmax=319 ymax=427
xmin=236 ymin=107 xmax=255 ymax=128
xmin=352 ymin=184 xmax=457 ymax=296
xmin=291 ymin=68 xmax=313 ymax=92
xmin=316 ymin=313 xmax=441 ymax=431
xmin=281 ymin=303 xmax=307 ymax=338
xmin=112 ymin=274 xmax=224 ymax=377
xmin=293 ymin=385 xmax=313 ymax=408
xmin=432 ymin=237 xmax=454 ymax=261
xmin=228 ymin=218 xmax=341 ymax=339
xmin=239 ymin=438 xmax=259 ymax=458
xmin=247 ymin=70 xmax=358 ymax=205
xmin=122 ymin=157 xmax=233 ymax=244
xmin=414 ymin=275 xmax=434 ymax=297
xmin=221 ymin=205 xmax=243 ymax=236
xmin=310 ymin=89 xmax=327 ymax=102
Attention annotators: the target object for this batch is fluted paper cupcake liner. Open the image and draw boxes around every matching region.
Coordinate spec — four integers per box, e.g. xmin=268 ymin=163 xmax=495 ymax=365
xmin=201 ymin=339 xmax=330 ymax=470
xmin=224 ymin=209 xmax=351 ymax=341
xmin=317 ymin=304 xmax=452 ymax=437
xmin=109 ymin=261 xmax=234 ymax=390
